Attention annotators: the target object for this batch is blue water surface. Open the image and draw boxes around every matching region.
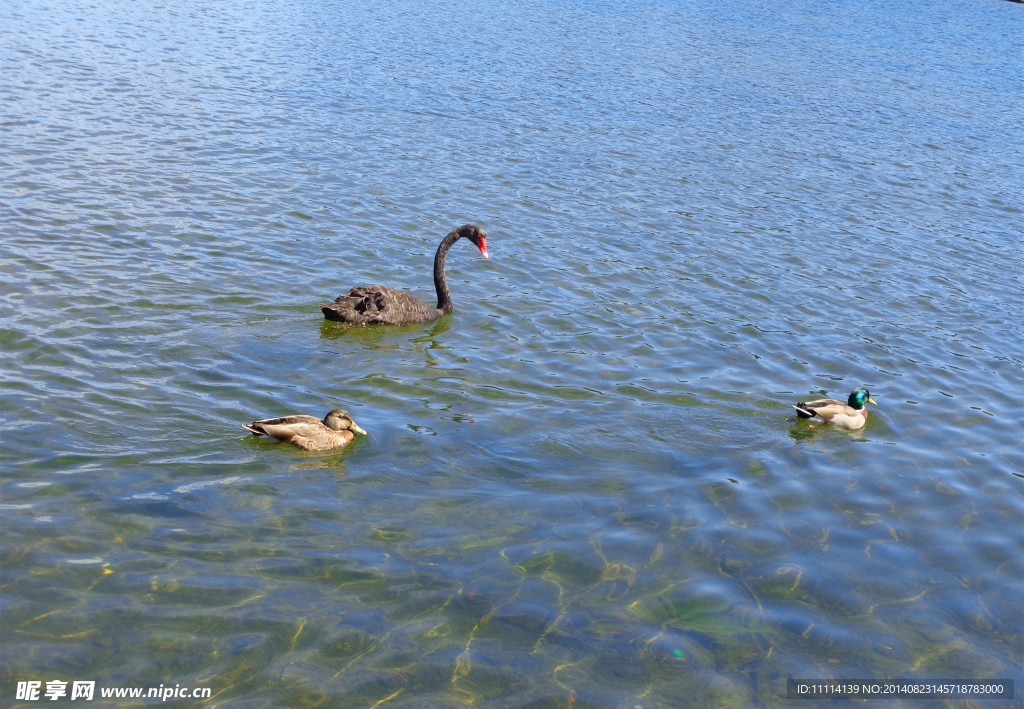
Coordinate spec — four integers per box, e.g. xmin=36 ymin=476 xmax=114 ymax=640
xmin=1 ymin=0 xmax=1022 ymax=706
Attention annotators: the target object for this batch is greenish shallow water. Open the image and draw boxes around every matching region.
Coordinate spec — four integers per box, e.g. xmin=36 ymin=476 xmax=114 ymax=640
xmin=2 ymin=0 xmax=1022 ymax=707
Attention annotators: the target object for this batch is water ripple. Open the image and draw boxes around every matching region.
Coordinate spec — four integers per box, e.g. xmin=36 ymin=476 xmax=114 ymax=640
xmin=3 ymin=0 xmax=1022 ymax=704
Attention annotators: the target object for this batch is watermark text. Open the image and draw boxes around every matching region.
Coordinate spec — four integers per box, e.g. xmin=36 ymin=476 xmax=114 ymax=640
xmin=15 ymin=680 xmax=211 ymax=702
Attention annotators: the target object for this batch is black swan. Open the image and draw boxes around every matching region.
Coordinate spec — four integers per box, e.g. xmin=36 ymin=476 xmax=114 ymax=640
xmin=243 ymin=409 xmax=367 ymax=451
xmin=320 ymin=224 xmax=488 ymax=325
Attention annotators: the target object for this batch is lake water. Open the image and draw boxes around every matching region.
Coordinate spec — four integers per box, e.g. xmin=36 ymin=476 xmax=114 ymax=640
xmin=2 ymin=0 xmax=1022 ymax=706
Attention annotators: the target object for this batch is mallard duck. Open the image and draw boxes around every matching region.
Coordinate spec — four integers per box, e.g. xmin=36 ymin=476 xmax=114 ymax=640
xmin=793 ymin=388 xmax=877 ymax=430
xmin=243 ymin=409 xmax=367 ymax=451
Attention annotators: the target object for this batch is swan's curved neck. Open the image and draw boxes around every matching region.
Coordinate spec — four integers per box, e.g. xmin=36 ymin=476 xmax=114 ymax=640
xmin=433 ymin=229 xmax=460 ymax=314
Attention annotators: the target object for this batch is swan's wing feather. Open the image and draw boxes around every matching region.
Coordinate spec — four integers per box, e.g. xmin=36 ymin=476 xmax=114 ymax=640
xmin=321 ymin=285 xmax=439 ymax=325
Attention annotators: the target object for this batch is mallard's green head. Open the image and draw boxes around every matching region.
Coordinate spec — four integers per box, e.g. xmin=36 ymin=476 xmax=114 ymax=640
xmin=848 ymin=388 xmax=877 ymax=409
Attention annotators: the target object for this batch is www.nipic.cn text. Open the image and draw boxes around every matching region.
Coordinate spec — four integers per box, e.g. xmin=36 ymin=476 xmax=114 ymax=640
xmin=15 ymin=680 xmax=212 ymax=702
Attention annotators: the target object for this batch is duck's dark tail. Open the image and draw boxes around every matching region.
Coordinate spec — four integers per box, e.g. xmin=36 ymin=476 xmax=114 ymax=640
xmin=793 ymin=403 xmax=817 ymax=419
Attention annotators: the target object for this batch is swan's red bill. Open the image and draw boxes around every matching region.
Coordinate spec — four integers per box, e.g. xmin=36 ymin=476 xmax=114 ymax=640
xmin=477 ymin=238 xmax=489 ymax=259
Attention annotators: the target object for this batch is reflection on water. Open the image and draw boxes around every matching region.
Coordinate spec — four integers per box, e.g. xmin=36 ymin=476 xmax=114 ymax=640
xmin=2 ymin=0 xmax=1022 ymax=705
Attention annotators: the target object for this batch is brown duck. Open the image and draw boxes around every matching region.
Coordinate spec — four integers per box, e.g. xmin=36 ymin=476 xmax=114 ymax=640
xmin=243 ymin=409 xmax=367 ymax=451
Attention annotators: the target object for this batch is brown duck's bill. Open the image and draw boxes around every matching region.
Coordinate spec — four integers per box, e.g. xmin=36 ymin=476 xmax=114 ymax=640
xmin=350 ymin=423 xmax=368 ymax=436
